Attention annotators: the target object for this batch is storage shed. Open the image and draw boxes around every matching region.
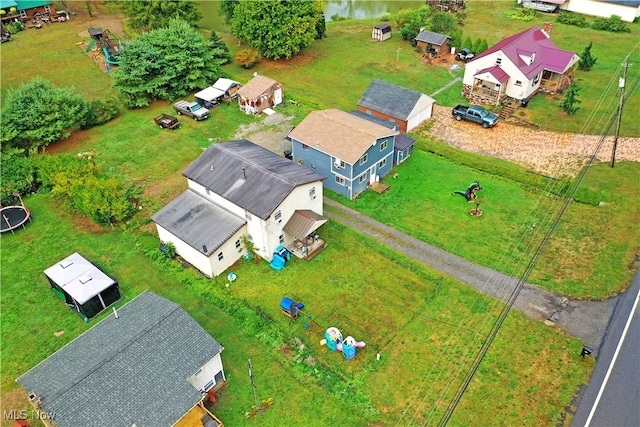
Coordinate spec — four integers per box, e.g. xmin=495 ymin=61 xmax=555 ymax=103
xmin=237 ymin=75 xmax=284 ymax=115
xmin=372 ymin=23 xmax=392 ymax=41
xmin=415 ymin=30 xmax=450 ymax=56
xmin=44 ymin=252 xmax=120 ymax=321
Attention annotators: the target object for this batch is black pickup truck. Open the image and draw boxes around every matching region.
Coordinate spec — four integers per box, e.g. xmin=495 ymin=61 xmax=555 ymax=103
xmin=451 ymin=105 xmax=499 ymax=128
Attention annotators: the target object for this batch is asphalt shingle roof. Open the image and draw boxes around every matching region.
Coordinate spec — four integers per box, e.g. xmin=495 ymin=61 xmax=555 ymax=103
xmin=415 ymin=30 xmax=450 ymax=46
xmin=182 ymin=140 xmax=325 ymax=220
xmin=236 ymin=75 xmax=278 ymax=100
xmin=358 ymin=79 xmax=434 ymax=121
xmin=17 ymin=291 xmax=224 ymax=427
xmin=287 ymin=109 xmax=398 ymax=164
xmin=152 ymin=189 xmax=246 ymax=256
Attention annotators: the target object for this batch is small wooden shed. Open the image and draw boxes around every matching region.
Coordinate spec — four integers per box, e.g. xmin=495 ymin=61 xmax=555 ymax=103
xmin=372 ymin=23 xmax=391 ymax=42
xmin=237 ymin=74 xmax=283 ymax=115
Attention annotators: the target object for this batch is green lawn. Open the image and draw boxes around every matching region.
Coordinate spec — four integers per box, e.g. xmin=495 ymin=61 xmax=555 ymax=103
xmin=1 ymin=2 xmax=636 ymax=426
xmin=0 ymin=195 xmax=592 ymax=426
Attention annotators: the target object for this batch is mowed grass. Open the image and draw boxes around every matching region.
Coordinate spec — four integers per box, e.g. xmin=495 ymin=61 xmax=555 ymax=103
xmin=0 ymin=194 xmax=592 ymax=426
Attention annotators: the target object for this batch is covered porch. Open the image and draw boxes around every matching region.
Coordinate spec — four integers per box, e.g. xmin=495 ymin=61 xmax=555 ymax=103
xmin=282 ymin=209 xmax=327 ymax=261
xmin=539 ymin=69 xmax=573 ymax=94
xmin=470 ymin=65 xmax=509 ymax=105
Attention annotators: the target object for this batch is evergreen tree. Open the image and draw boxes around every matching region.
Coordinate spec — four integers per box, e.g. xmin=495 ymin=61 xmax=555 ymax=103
xmin=559 ymin=83 xmax=581 ymax=115
xmin=477 ymin=39 xmax=488 ymax=54
xmin=578 ymin=42 xmax=597 ymax=71
xmin=120 ymin=0 xmax=202 ymax=31
xmin=462 ymin=36 xmax=472 ymax=50
xmin=429 ymin=11 xmax=456 ymax=35
xmin=450 ymin=29 xmax=462 ymax=50
xmin=210 ymin=31 xmax=232 ymax=65
xmin=472 ymin=38 xmax=482 ymax=54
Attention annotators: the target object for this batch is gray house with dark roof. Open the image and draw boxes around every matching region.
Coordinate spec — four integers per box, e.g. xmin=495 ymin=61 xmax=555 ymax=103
xmin=17 ymin=291 xmax=225 ymax=427
xmin=153 ymin=140 xmax=327 ymax=276
xmin=358 ymin=78 xmax=435 ymax=133
xmin=350 ymin=110 xmax=416 ymax=165
xmin=415 ymin=29 xmax=450 ymax=55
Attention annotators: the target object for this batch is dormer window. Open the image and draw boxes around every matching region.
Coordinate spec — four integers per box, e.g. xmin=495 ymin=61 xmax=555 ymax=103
xmin=495 ymin=57 xmax=502 ymax=65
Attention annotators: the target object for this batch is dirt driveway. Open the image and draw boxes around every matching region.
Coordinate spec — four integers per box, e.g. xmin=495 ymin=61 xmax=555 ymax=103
xmin=423 ymin=105 xmax=640 ymax=178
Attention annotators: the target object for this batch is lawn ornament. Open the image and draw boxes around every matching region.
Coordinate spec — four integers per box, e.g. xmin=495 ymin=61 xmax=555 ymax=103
xmin=453 ymin=181 xmax=482 ymax=202
xmin=320 ymin=327 xmax=366 ymax=359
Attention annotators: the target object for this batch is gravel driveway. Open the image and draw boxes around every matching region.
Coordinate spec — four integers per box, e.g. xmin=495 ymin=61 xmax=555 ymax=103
xmin=424 ymin=105 xmax=640 ymax=178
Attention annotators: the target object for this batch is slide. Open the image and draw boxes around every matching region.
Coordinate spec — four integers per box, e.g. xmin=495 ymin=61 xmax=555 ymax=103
xmin=102 ymin=47 xmax=121 ymax=65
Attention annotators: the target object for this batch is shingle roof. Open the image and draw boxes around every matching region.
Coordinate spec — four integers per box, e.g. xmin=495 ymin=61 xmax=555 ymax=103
xmin=287 ymin=109 xmax=398 ymax=164
xmin=415 ymin=30 xmax=450 ymax=46
xmin=472 ymin=26 xmax=579 ymax=78
xmin=182 ymin=140 xmax=325 ymax=220
xmin=17 ymin=291 xmax=223 ymax=427
xmin=358 ymin=79 xmax=434 ymax=121
xmin=394 ymin=133 xmax=416 ymax=151
xmin=152 ymin=189 xmax=246 ymax=256
xmin=236 ymin=75 xmax=279 ymax=100
xmin=349 ymin=110 xmax=399 ymax=130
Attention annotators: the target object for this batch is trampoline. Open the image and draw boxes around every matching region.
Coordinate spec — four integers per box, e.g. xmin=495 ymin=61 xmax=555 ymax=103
xmin=1 ymin=205 xmax=31 ymax=234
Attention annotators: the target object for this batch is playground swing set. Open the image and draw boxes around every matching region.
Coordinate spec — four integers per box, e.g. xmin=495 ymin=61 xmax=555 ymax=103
xmin=85 ymin=27 xmax=122 ymax=68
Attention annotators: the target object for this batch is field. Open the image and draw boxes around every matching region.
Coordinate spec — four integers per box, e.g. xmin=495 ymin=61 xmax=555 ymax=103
xmin=1 ymin=2 xmax=638 ymax=426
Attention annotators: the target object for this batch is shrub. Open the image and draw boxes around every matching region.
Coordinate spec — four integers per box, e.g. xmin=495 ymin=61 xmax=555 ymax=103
xmin=235 ymin=48 xmax=260 ymax=69
xmin=507 ymin=8 xmax=537 ymax=21
xmin=331 ymin=14 xmax=347 ymax=22
xmin=0 ymin=149 xmax=39 ymax=203
xmin=590 ymin=15 xmax=630 ymax=32
xmin=557 ymin=11 xmax=589 ymax=27
xmin=578 ymin=42 xmax=597 ymax=71
xmin=81 ymin=97 xmax=121 ymax=129
xmin=71 ymin=176 xmax=139 ymax=226
xmin=4 ymin=20 xmax=24 ymax=34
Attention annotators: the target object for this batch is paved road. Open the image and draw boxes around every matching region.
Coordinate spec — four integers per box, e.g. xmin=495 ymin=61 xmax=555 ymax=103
xmin=323 ymin=197 xmax=619 ymax=354
xmin=571 ymin=269 xmax=640 ymax=427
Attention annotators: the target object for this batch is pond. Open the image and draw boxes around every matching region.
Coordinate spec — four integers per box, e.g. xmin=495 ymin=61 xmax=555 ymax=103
xmin=197 ymin=0 xmax=425 ymax=32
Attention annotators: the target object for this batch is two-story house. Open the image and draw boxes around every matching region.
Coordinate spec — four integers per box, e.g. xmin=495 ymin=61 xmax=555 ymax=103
xmin=152 ymin=140 xmax=327 ymax=277
xmin=462 ymin=25 xmax=580 ymax=105
xmin=288 ymin=109 xmax=399 ymax=200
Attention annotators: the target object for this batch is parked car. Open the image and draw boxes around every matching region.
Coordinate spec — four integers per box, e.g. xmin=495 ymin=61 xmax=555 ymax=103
xmin=451 ymin=105 xmax=498 ymax=128
xmin=173 ymin=101 xmax=210 ymax=121
xmin=456 ymin=48 xmax=474 ymax=62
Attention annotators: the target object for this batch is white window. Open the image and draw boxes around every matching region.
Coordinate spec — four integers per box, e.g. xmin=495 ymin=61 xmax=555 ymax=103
xmin=309 ymin=187 xmax=316 ymax=200
xmin=359 ymin=174 xmax=367 ymax=183
xmin=19 ymin=10 xmax=27 ymax=18
xmin=366 ymin=109 xmax=372 ymax=115
xmin=515 ymin=80 xmax=522 ymax=87
xmin=533 ymin=73 xmax=541 ymax=85
xmin=302 ymin=144 xmax=309 ymax=151
xmin=378 ymin=158 xmax=386 ymax=168
xmin=495 ymin=57 xmax=502 ymax=65
xmin=380 ymin=140 xmax=388 ymax=151
xmin=217 ymin=252 xmax=224 ymax=261
xmin=235 ymin=239 xmax=241 ymax=250
xmin=297 ymin=158 xmax=304 ymax=166
xmin=245 ymin=211 xmax=252 ymax=221
xmin=359 ymin=153 xmax=368 ymax=165
xmin=336 ymin=176 xmax=345 ymax=185
xmin=275 ymin=210 xmax=282 ymax=224
xmin=334 ymin=159 xmax=345 ymax=169
xmin=44 ymin=5 xmax=51 ymax=12
xmin=311 ymin=163 xmax=316 ymax=169
xmin=279 ymin=234 xmax=284 ymax=244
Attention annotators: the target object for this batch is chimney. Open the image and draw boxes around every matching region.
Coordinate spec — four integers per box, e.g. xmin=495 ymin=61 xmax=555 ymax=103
xmin=542 ymin=22 xmax=553 ymax=38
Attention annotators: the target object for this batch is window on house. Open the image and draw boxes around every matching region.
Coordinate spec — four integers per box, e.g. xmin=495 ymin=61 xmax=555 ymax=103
xmin=279 ymin=234 xmax=284 ymax=245
xmin=275 ymin=210 xmax=282 ymax=224
xmin=359 ymin=153 xmax=368 ymax=165
xmin=380 ymin=140 xmax=388 ymax=151
xmin=309 ymin=187 xmax=316 ymax=200
xmin=359 ymin=174 xmax=367 ymax=183
xmin=245 ymin=211 xmax=252 ymax=221
xmin=334 ymin=159 xmax=345 ymax=169
xmin=44 ymin=5 xmax=51 ymax=12
xmin=217 ymin=252 xmax=224 ymax=261
xmin=515 ymin=80 xmax=522 ymax=87
xmin=311 ymin=163 xmax=316 ymax=169
xmin=533 ymin=73 xmax=541 ymax=85
xmin=297 ymin=158 xmax=304 ymax=166
xmin=19 ymin=10 xmax=26 ymax=18
xmin=235 ymin=239 xmax=241 ymax=250
xmin=378 ymin=158 xmax=386 ymax=168
xmin=336 ymin=176 xmax=345 ymax=185
xmin=366 ymin=109 xmax=372 ymax=115
xmin=302 ymin=144 xmax=309 ymax=151
xmin=495 ymin=57 xmax=502 ymax=65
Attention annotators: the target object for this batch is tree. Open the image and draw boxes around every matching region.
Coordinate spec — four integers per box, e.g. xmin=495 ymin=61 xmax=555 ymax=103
xmin=235 ymin=48 xmax=260 ymax=69
xmin=559 ymin=83 xmax=581 ymax=115
xmin=429 ymin=11 xmax=455 ymax=35
xmin=399 ymin=6 xmax=430 ymax=42
xmin=578 ymin=42 xmax=597 ymax=71
xmin=113 ymin=19 xmax=225 ymax=107
xmin=449 ymin=29 xmax=462 ymax=50
xmin=120 ymin=0 xmax=203 ymax=31
xmin=477 ymin=39 xmax=488 ymax=55
xmin=220 ymin=0 xmax=240 ymax=25
xmin=210 ymin=31 xmax=232 ymax=65
xmin=1 ymin=77 xmax=89 ymax=152
xmin=472 ymin=38 xmax=482 ymax=54
xmin=462 ymin=36 xmax=473 ymax=50
xmin=230 ymin=0 xmax=324 ymax=60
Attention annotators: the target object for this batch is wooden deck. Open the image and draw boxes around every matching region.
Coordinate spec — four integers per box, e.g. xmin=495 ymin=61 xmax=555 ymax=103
xmin=174 ymin=401 xmax=223 ymax=427
xmin=288 ymin=238 xmax=326 ymax=261
xmin=370 ymin=181 xmax=390 ymax=194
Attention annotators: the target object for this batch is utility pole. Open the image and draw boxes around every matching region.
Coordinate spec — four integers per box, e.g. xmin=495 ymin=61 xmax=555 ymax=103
xmin=611 ymin=55 xmax=629 ymax=167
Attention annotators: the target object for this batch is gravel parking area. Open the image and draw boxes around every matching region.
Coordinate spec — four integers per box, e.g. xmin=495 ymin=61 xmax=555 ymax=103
xmin=424 ymin=105 xmax=640 ymax=178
